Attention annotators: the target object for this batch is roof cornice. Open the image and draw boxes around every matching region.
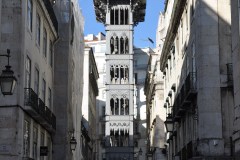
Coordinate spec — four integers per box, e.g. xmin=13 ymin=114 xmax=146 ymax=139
xmin=160 ymin=0 xmax=187 ymax=71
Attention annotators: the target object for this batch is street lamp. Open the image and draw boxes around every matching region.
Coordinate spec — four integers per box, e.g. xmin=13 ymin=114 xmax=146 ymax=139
xmin=70 ymin=135 xmax=77 ymax=151
xmin=164 ymin=114 xmax=174 ymax=132
xmin=0 ymin=49 xmax=17 ymax=95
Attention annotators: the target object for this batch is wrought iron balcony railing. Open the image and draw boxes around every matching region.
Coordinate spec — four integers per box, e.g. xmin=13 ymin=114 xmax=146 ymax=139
xmin=45 ymin=106 xmax=52 ymax=124
xmin=185 ymin=72 xmax=197 ymax=98
xmin=24 ymin=88 xmax=56 ymax=133
xmin=172 ymin=73 xmax=197 ymax=121
xmin=24 ymin=88 xmax=39 ymax=113
xmin=38 ymin=98 xmax=46 ymax=118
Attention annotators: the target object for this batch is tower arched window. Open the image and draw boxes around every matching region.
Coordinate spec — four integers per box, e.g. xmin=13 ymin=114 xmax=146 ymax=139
xmin=120 ymin=8 xmax=124 ymax=25
xmin=125 ymin=8 xmax=129 ymax=24
xmin=110 ymin=9 xmax=114 ymax=24
xmin=116 ymin=36 xmax=119 ymax=54
xmin=125 ymin=38 xmax=129 ymax=54
xmin=110 ymin=98 xmax=115 ymax=115
xmin=110 ymin=37 xmax=114 ymax=54
xmin=115 ymin=98 xmax=119 ymax=115
xmin=115 ymin=8 xmax=119 ymax=25
xmin=120 ymin=37 xmax=124 ymax=54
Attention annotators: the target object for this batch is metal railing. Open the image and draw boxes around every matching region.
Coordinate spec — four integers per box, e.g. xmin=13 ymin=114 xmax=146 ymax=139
xmin=185 ymin=72 xmax=197 ymax=94
xmin=24 ymin=88 xmax=38 ymax=112
xmin=24 ymin=88 xmax=56 ymax=132
xmin=38 ymin=98 xmax=46 ymax=118
xmin=45 ymin=107 xmax=52 ymax=124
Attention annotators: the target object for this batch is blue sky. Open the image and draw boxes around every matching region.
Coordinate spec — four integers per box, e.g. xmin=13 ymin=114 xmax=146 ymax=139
xmin=78 ymin=0 xmax=164 ymax=48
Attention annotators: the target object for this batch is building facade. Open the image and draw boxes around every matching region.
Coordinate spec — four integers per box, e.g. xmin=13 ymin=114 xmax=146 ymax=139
xmin=93 ymin=0 xmax=146 ymax=159
xmin=145 ymin=49 xmax=166 ymax=160
xmin=84 ymin=32 xmax=107 ymax=160
xmin=52 ymin=0 xmax=85 ymax=160
xmin=160 ymin=0 xmax=233 ymax=159
xmin=231 ymin=0 xmax=240 ymax=157
xmin=81 ymin=47 xmax=99 ymax=160
xmin=0 ymin=0 xmax=58 ymax=159
xmin=134 ymin=47 xmax=151 ymax=160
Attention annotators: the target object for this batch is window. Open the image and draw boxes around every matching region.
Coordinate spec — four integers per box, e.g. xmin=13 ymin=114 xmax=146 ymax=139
xmin=34 ymin=68 xmax=39 ymax=95
xmin=36 ymin=13 xmax=41 ymax=45
xmin=47 ymin=137 xmax=52 ymax=160
xmin=27 ymin=0 xmax=33 ymax=31
xmin=43 ymin=28 xmax=47 ymax=57
xmin=23 ymin=120 xmax=30 ymax=157
xmin=33 ymin=126 xmax=38 ymax=160
xmin=49 ymin=40 xmax=53 ymax=67
xmin=48 ymin=88 xmax=52 ymax=109
xmin=40 ymin=132 xmax=44 ymax=160
xmin=42 ymin=79 xmax=46 ymax=103
xmin=25 ymin=57 xmax=31 ymax=88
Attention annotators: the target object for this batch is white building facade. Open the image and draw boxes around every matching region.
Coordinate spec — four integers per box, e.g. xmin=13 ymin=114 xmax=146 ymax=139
xmin=81 ymin=47 xmax=99 ymax=160
xmin=0 ymin=0 xmax=58 ymax=159
xmin=84 ymin=32 xmax=107 ymax=160
xmin=160 ymin=0 xmax=233 ymax=159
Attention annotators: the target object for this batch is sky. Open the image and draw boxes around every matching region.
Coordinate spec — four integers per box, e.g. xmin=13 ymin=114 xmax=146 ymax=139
xmin=78 ymin=0 xmax=164 ymax=48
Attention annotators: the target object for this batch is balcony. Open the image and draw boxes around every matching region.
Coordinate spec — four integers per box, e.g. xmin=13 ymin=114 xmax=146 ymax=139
xmin=24 ymin=88 xmax=39 ymax=116
xmin=173 ymin=95 xmax=185 ymax=121
xmin=24 ymin=88 xmax=56 ymax=133
xmin=172 ymin=72 xmax=197 ymax=121
xmin=184 ymin=72 xmax=197 ymax=100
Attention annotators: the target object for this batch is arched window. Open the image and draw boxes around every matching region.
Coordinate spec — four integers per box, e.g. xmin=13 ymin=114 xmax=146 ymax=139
xmin=110 ymin=65 xmax=115 ymax=83
xmin=125 ymin=8 xmax=128 ymax=24
xmin=110 ymin=9 xmax=114 ymax=24
xmin=125 ymin=98 xmax=129 ymax=115
xmin=110 ymin=37 xmax=114 ymax=54
xmin=115 ymin=65 xmax=120 ymax=84
xmin=116 ymin=36 xmax=119 ymax=54
xmin=120 ymin=37 xmax=124 ymax=54
xmin=125 ymin=38 xmax=129 ymax=54
xmin=120 ymin=98 xmax=124 ymax=115
xmin=115 ymin=8 xmax=119 ymax=25
xmin=115 ymin=98 xmax=119 ymax=115
xmin=120 ymin=8 xmax=124 ymax=25
xmin=110 ymin=98 xmax=114 ymax=115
